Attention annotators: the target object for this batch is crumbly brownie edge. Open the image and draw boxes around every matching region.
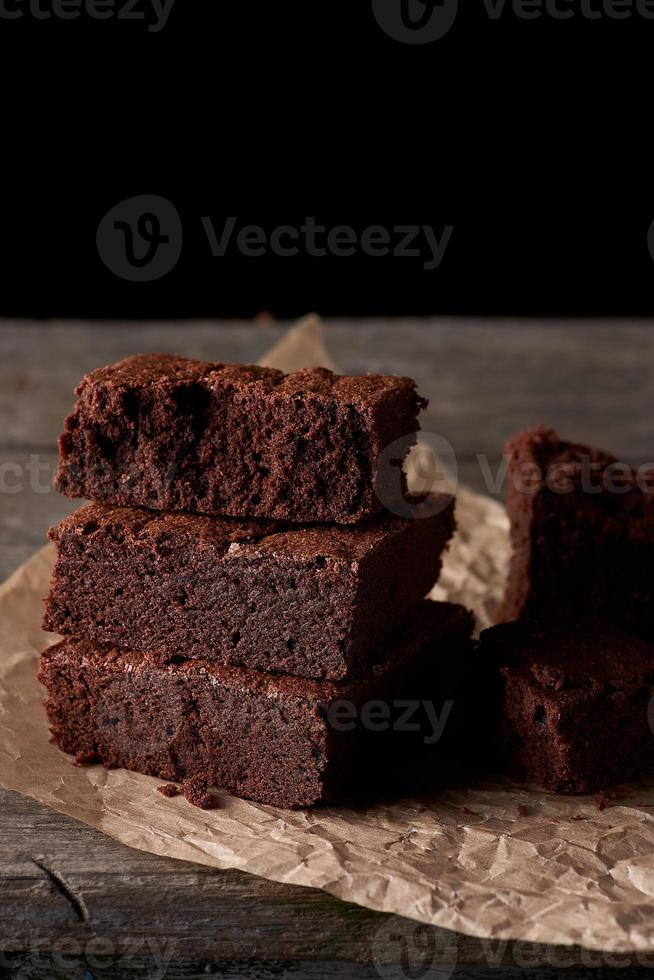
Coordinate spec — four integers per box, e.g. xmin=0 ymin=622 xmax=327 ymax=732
xmin=54 ymin=355 xmax=427 ymax=525
xmin=38 ymin=642 xmax=332 ymax=809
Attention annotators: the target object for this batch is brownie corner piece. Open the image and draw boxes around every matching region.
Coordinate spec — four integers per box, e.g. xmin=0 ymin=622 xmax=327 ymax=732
xmin=54 ymin=353 xmax=427 ymax=524
xmin=480 ymin=616 xmax=654 ymax=793
xmin=497 ymin=425 xmax=654 ymax=639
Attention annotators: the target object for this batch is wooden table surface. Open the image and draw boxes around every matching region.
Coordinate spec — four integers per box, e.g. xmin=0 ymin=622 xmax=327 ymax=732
xmin=2 ymin=317 xmax=654 ymax=978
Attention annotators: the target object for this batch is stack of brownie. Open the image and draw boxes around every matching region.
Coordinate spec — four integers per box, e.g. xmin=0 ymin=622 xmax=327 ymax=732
xmin=40 ymin=354 xmax=474 ymax=808
xmin=483 ymin=425 xmax=654 ymax=795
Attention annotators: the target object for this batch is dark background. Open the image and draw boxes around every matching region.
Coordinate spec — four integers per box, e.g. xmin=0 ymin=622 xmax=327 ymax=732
xmin=6 ymin=204 xmax=654 ymax=320
xmin=0 ymin=1 xmax=649 ymax=321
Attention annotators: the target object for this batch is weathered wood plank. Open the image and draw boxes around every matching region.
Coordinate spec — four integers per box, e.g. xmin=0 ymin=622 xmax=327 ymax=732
xmin=2 ymin=319 xmax=654 ymax=458
xmin=2 ymin=784 xmax=651 ymax=970
xmin=0 ymin=787 xmax=437 ymax=961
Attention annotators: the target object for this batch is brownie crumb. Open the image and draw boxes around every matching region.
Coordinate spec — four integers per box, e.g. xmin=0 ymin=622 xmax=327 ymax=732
xmin=157 ymin=783 xmax=179 ymax=798
xmin=73 ymin=750 xmax=96 ymax=766
xmin=596 ymin=787 xmax=631 ymax=810
xmin=461 ymin=806 xmax=478 ymax=816
xmin=182 ymin=774 xmax=215 ymax=810
xmin=517 ymin=804 xmax=531 ymax=817
xmin=572 ymin=815 xmax=587 ymax=821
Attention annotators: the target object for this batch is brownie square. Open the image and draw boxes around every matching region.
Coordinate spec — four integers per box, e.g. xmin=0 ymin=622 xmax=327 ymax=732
xmin=44 ymin=495 xmax=455 ymax=680
xmin=480 ymin=617 xmax=654 ymax=794
xmin=39 ymin=601 xmax=475 ymax=808
xmin=498 ymin=425 xmax=654 ymax=640
xmin=54 ymin=354 xmax=426 ymax=525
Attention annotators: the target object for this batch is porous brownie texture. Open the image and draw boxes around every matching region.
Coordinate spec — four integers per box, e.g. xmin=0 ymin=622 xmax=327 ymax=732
xmin=480 ymin=617 xmax=654 ymax=794
xmin=39 ymin=601 xmax=474 ymax=808
xmin=44 ymin=497 xmax=455 ymax=680
xmin=497 ymin=425 xmax=654 ymax=640
xmin=54 ymin=354 xmax=426 ymax=524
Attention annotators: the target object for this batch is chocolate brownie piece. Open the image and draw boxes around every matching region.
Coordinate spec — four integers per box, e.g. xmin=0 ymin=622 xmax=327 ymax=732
xmin=54 ymin=354 xmax=426 ymax=524
xmin=44 ymin=497 xmax=455 ymax=680
xmin=480 ymin=617 xmax=654 ymax=794
xmin=498 ymin=425 xmax=654 ymax=639
xmin=39 ymin=601 xmax=474 ymax=808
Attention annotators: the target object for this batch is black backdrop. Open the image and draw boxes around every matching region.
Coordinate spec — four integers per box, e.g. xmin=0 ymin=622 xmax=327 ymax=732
xmin=0 ymin=0 xmax=649 ymax=319
xmin=5 ymin=200 xmax=652 ymax=320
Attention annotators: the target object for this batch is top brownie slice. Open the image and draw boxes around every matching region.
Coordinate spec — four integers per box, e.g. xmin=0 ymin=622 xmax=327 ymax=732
xmin=498 ymin=425 xmax=654 ymax=639
xmin=54 ymin=354 xmax=426 ymax=524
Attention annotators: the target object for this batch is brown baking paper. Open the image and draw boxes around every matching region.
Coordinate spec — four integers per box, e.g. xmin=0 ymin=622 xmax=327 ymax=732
xmin=3 ymin=315 xmax=654 ymax=954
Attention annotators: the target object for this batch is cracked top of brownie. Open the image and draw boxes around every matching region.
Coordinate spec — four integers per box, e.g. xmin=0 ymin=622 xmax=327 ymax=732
xmin=49 ymin=497 xmax=454 ymax=564
xmin=76 ymin=353 xmax=426 ymax=408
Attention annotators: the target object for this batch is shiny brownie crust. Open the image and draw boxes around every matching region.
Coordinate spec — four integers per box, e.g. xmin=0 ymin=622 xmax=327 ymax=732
xmin=54 ymin=354 xmax=426 ymax=525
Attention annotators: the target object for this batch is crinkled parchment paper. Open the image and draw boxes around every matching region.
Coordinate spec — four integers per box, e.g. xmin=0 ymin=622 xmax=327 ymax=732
xmin=2 ymin=315 xmax=654 ymax=953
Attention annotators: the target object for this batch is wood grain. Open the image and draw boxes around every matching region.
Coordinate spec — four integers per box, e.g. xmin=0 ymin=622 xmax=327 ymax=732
xmin=1 ymin=782 xmax=649 ymax=972
xmin=2 ymin=317 xmax=653 ymax=975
